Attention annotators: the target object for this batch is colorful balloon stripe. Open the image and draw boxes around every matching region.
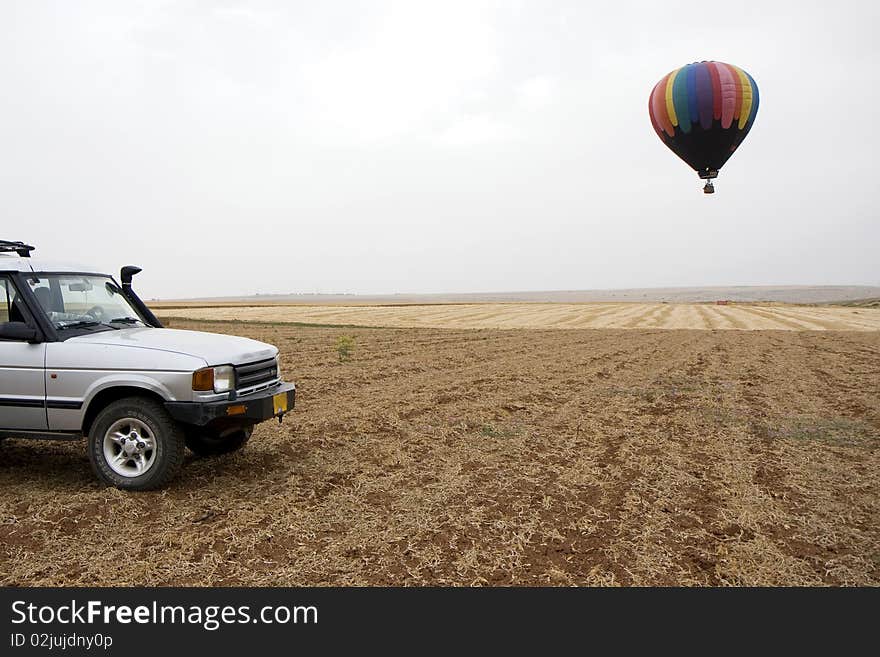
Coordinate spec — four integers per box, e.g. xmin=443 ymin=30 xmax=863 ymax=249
xmin=664 ymin=68 xmax=680 ymax=130
xmin=695 ymin=64 xmax=712 ymax=129
xmin=743 ymin=70 xmax=760 ymax=129
xmin=649 ymin=61 xmax=758 ymax=137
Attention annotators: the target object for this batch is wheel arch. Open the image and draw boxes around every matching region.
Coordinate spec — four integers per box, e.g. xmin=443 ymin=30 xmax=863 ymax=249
xmin=82 ymin=386 xmax=167 ymax=437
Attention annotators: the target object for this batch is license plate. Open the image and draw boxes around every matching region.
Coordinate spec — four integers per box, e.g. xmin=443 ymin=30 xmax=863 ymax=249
xmin=273 ymin=392 xmax=288 ymax=415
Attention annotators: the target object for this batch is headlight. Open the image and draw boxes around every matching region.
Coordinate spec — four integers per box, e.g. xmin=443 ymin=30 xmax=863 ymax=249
xmin=213 ymin=365 xmax=235 ymax=392
xmin=192 ymin=365 xmax=236 ymax=393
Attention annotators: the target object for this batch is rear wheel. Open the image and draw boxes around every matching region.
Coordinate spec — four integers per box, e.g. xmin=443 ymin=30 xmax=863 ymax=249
xmin=185 ymin=426 xmax=252 ymax=456
xmin=88 ymin=396 xmax=185 ymax=491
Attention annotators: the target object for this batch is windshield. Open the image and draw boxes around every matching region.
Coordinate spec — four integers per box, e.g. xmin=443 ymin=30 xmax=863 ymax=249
xmin=26 ymin=274 xmax=146 ymax=331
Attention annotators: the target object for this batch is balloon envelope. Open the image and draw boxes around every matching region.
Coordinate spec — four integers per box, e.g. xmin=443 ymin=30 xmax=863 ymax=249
xmin=649 ymin=61 xmax=759 ymax=179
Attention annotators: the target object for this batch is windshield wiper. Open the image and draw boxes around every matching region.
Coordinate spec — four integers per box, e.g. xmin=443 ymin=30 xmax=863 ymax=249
xmin=108 ymin=317 xmax=142 ymax=324
xmin=56 ymin=320 xmax=103 ymax=330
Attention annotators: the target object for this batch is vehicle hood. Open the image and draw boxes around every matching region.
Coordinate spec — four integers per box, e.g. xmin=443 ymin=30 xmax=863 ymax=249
xmin=64 ymin=328 xmax=277 ymax=366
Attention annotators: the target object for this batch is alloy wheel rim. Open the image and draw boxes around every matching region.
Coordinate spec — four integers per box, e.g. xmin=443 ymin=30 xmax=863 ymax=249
xmin=102 ymin=418 xmax=157 ymax=478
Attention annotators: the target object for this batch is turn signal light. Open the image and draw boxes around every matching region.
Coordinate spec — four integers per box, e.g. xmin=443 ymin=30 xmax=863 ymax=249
xmin=226 ymin=405 xmax=246 ymax=416
xmin=192 ymin=368 xmax=214 ymax=391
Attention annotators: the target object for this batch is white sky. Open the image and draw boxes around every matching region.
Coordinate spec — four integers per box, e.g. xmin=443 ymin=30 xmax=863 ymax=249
xmin=1 ymin=1 xmax=877 ymax=299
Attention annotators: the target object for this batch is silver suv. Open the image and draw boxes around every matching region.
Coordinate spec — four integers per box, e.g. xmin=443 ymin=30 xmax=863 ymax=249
xmin=0 ymin=240 xmax=296 ymax=490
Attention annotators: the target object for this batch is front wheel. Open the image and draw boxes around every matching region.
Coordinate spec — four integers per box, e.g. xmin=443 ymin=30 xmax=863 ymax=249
xmin=88 ymin=396 xmax=186 ymax=491
xmin=185 ymin=426 xmax=252 ymax=456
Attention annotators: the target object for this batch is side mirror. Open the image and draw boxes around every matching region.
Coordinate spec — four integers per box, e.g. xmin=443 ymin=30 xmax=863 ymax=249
xmin=121 ymin=265 xmax=142 ymax=288
xmin=0 ymin=322 xmax=38 ymax=342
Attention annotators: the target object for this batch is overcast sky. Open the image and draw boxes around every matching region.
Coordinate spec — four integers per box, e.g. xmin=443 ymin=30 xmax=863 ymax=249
xmin=2 ymin=1 xmax=877 ymax=299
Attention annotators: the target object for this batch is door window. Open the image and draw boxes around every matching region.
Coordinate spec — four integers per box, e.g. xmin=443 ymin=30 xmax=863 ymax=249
xmin=1 ymin=277 xmax=30 ymax=327
xmin=0 ymin=279 xmax=9 ymax=323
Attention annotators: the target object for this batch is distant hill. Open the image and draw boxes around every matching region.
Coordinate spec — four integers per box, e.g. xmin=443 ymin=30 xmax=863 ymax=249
xmin=162 ymin=285 xmax=880 ymax=306
xmin=831 ymin=297 xmax=880 ymax=308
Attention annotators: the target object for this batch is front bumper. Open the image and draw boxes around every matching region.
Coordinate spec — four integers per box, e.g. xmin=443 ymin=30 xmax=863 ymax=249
xmin=166 ymin=382 xmax=296 ymax=427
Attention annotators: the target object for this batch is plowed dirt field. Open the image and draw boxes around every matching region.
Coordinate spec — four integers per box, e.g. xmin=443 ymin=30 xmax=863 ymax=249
xmin=1 ymin=321 xmax=877 ymax=586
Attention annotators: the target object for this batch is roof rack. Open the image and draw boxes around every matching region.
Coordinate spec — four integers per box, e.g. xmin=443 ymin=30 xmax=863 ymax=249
xmin=0 ymin=240 xmax=35 ymax=257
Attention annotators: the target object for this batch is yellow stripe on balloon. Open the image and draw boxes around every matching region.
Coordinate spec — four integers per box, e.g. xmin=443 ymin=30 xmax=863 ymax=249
xmin=664 ymin=68 xmax=680 ymax=127
xmin=732 ymin=65 xmax=753 ymax=129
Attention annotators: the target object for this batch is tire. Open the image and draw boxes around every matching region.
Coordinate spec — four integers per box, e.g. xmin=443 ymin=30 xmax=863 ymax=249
xmin=185 ymin=425 xmax=252 ymax=456
xmin=88 ymin=396 xmax=186 ymax=491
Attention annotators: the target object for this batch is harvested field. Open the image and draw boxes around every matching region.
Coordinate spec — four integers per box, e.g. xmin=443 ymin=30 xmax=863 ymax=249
xmin=1 ymin=321 xmax=878 ymax=586
xmin=152 ymin=302 xmax=880 ymax=331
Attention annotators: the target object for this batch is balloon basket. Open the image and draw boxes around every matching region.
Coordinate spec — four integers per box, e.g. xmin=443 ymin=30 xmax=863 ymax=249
xmin=698 ymin=169 xmax=718 ymax=194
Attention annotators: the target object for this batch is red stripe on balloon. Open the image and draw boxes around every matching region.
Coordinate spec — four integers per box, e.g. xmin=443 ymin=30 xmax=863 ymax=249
xmin=716 ymin=63 xmax=737 ymax=129
xmin=728 ymin=63 xmax=743 ymax=120
xmin=650 ymin=74 xmax=674 ymax=136
xmin=648 ymin=89 xmax=663 ymax=138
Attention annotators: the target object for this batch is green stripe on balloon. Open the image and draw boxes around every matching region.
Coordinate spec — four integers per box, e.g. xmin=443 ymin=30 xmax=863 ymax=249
xmin=672 ymin=68 xmax=691 ymax=133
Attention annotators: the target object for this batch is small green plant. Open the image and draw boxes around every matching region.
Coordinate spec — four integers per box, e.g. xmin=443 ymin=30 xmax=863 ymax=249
xmin=335 ymin=335 xmax=355 ymax=363
xmin=479 ymin=423 xmax=522 ymax=439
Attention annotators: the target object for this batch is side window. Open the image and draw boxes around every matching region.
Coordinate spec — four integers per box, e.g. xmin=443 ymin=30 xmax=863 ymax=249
xmin=0 ymin=279 xmax=9 ymax=323
xmin=1 ymin=277 xmax=30 ymax=327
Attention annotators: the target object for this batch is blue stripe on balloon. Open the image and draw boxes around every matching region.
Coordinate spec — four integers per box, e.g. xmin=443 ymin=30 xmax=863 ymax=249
xmin=687 ymin=65 xmax=699 ymax=131
xmin=672 ymin=67 xmax=691 ymax=133
xmin=695 ymin=63 xmax=714 ymax=129
xmin=744 ymin=71 xmax=760 ymax=129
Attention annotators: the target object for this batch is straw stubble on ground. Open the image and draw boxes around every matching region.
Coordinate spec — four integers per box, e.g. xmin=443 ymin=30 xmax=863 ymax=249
xmin=151 ymin=302 xmax=880 ymax=331
xmin=0 ymin=321 xmax=877 ymax=586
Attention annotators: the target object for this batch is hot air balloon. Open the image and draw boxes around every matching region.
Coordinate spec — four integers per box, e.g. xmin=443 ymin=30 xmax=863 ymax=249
xmin=648 ymin=61 xmax=759 ymax=193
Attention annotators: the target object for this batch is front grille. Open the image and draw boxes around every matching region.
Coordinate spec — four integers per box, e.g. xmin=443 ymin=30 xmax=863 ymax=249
xmin=235 ymin=358 xmax=278 ymax=390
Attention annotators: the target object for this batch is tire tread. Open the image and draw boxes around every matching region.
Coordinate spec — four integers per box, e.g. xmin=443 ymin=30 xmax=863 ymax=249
xmin=88 ymin=396 xmax=185 ymax=491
